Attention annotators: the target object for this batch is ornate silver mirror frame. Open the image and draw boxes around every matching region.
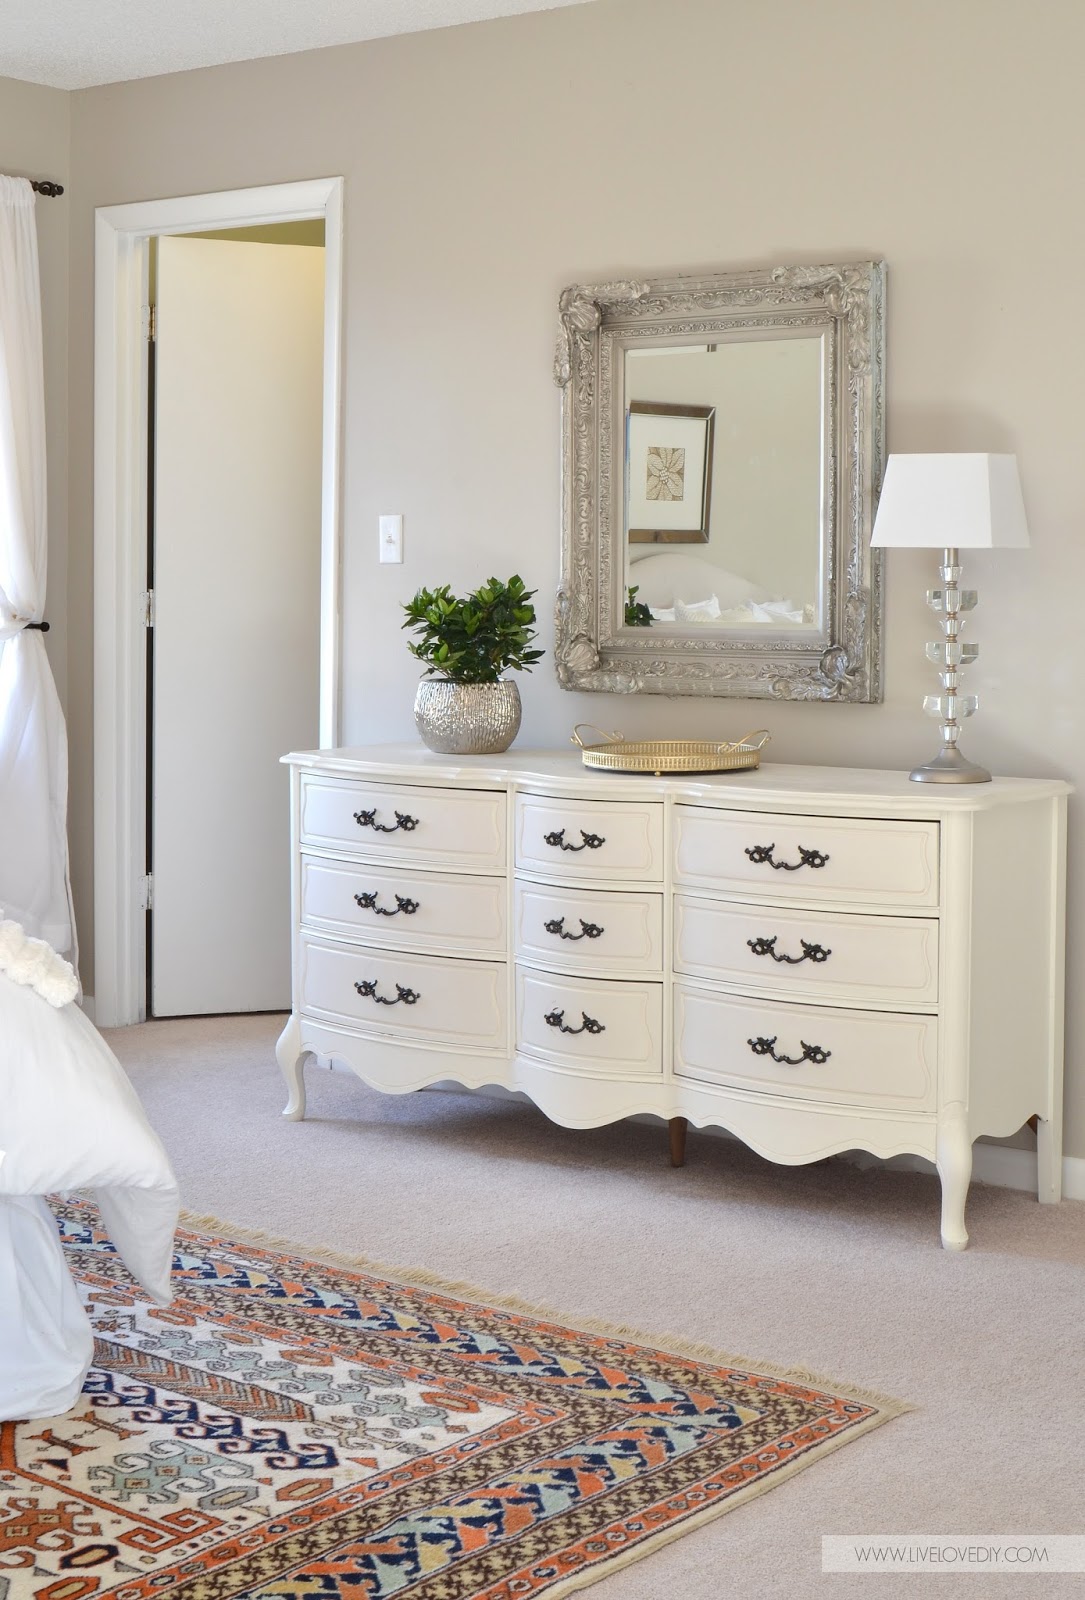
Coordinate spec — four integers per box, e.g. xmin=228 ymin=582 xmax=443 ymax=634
xmin=554 ymin=260 xmax=886 ymax=700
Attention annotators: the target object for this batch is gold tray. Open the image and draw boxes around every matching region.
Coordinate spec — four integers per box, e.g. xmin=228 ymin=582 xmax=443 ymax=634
xmin=571 ymin=725 xmax=770 ymax=775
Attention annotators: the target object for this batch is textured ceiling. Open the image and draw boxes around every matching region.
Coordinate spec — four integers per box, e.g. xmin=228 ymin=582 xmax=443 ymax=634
xmin=0 ymin=0 xmax=597 ymax=90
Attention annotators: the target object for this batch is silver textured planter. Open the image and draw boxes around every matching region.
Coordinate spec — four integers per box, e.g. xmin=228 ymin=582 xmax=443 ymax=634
xmin=414 ymin=678 xmax=522 ymax=755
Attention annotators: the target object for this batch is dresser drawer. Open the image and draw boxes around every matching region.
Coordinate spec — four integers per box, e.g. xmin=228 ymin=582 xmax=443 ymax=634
xmin=516 ymin=966 xmax=663 ymax=1076
xmin=674 ymin=895 xmax=939 ymax=1008
xmin=301 ymin=856 xmax=507 ymax=957
xmin=514 ymin=882 xmax=663 ymax=974
xmin=674 ymin=984 xmax=937 ymax=1112
xmin=300 ymin=777 xmax=506 ymax=870
xmin=673 ymin=807 xmax=939 ymax=908
xmin=515 ymin=794 xmax=664 ymax=882
xmin=299 ymin=934 xmax=506 ymax=1052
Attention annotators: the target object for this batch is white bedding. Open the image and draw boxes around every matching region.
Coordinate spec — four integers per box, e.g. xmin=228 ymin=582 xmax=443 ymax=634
xmin=0 ymin=967 xmax=179 ymax=1420
xmin=628 ymin=549 xmax=768 ymax=611
xmin=718 ymin=597 xmax=814 ymax=626
xmin=629 ymin=550 xmax=813 ymax=625
xmin=649 ymin=596 xmax=813 ymax=626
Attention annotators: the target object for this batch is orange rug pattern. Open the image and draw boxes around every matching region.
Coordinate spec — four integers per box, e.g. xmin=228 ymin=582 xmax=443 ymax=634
xmin=0 ymin=1202 xmax=905 ymax=1598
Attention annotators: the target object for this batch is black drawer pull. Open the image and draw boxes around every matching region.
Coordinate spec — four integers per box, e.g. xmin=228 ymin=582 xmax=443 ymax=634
xmin=745 ymin=843 xmax=829 ymax=871
xmin=747 ymin=936 xmax=831 ymax=965
xmin=354 ymin=891 xmax=420 ymax=917
xmin=544 ymin=828 xmax=606 ymax=852
xmin=544 ymin=1007 xmax=605 ymax=1036
xmin=544 ymin=916 xmax=605 ymax=942
xmin=355 ymin=979 xmax=420 ymax=1006
xmin=354 ymin=808 xmax=419 ymax=834
xmin=748 ymin=1034 xmax=830 ymax=1066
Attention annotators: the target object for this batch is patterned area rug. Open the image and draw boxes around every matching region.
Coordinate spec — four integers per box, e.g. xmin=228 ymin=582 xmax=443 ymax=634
xmin=2 ymin=1202 xmax=907 ymax=1599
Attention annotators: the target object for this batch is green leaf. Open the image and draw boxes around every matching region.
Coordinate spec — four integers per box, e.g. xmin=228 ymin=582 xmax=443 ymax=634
xmin=402 ymin=573 xmax=544 ymax=682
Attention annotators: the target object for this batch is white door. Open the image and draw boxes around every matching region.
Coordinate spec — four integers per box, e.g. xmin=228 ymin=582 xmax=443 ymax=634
xmin=151 ymin=235 xmax=324 ymax=1016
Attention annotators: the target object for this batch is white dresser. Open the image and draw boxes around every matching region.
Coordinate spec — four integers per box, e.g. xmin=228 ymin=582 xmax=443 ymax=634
xmin=277 ymin=746 xmax=1069 ymax=1249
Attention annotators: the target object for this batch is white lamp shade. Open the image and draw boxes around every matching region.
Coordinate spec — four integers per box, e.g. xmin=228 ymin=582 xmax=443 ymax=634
xmin=870 ymin=453 xmax=1030 ymax=550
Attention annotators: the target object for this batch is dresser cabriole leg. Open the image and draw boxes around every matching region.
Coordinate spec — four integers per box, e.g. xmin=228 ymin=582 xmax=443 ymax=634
xmin=669 ymin=1116 xmax=688 ymax=1168
xmin=936 ymin=1115 xmax=972 ymax=1250
xmin=276 ymin=1014 xmax=307 ymax=1121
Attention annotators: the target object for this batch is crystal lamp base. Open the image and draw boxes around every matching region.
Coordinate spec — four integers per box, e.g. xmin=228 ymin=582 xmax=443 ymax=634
xmin=910 ymin=546 xmax=992 ymax=785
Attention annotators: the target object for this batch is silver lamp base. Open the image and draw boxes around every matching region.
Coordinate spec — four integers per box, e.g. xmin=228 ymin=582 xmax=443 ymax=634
xmin=910 ymin=746 xmax=991 ymax=784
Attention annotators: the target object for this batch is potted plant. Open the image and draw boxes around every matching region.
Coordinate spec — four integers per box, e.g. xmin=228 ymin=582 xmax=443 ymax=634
xmin=402 ymin=574 xmax=544 ymax=754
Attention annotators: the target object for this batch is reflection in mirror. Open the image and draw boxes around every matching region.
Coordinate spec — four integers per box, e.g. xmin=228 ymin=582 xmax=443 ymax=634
xmin=624 ymin=337 xmax=824 ymax=633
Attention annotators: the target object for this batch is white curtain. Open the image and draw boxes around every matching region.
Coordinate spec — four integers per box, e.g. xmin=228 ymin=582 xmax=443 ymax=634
xmin=0 ymin=175 xmax=74 ymax=957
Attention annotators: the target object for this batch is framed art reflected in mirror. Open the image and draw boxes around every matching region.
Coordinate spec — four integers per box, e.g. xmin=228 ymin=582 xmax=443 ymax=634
xmin=627 ymin=401 xmax=715 ymax=545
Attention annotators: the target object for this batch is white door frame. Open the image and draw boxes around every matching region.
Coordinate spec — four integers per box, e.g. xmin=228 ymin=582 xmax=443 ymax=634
xmin=93 ymin=178 xmax=344 ymax=1027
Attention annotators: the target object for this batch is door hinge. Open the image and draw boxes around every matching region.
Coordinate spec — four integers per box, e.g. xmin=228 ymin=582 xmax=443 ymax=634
xmin=142 ymin=588 xmax=155 ymax=628
xmin=141 ymin=303 xmax=156 ymax=342
xmin=140 ymin=873 xmax=154 ymax=911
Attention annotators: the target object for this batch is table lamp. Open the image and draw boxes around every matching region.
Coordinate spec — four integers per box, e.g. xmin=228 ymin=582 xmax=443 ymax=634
xmin=871 ymin=452 xmax=1029 ymax=784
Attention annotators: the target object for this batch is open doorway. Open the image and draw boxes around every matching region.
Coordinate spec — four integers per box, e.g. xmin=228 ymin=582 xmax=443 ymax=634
xmin=147 ymin=223 xmax=324 ymax=1017
xmin=93 ymin=180 xmax=343 ymax=1027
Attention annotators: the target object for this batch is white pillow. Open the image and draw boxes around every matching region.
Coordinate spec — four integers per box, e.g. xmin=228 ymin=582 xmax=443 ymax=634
xmin=648 ymin=605 xmax=676 ymax=622
xmin=717 ymin=598 xmax=811 ymax=626
xmin=674 ymin=594 xmax=721 ymax=622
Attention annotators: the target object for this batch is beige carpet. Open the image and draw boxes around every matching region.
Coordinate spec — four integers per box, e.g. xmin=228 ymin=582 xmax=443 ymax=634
xmin=106 ymin=1013 xmax=1085 ymax=1599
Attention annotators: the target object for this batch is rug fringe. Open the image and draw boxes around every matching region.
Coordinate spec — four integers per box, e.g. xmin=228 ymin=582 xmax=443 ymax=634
xmin=177 ymin=1207 xmax=913 ymax=1420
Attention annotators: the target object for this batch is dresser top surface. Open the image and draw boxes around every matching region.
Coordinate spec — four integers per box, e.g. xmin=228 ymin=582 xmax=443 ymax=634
xmin=284 ymin=745 xmax=1070 ymax=814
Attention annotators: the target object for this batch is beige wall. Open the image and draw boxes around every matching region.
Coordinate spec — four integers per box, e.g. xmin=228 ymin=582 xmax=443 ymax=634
xmin=189 ymin=222 xmax=325 ymax=246
xmin=0 ymin=76 xmax=70 ymax=704
xmin=61 ymin=0 xmax=1085 ymax=1153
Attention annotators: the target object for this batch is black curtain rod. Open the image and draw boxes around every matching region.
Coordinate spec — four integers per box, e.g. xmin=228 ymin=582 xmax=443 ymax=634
xmin=31 ymin=180 xmax=65 ymax=197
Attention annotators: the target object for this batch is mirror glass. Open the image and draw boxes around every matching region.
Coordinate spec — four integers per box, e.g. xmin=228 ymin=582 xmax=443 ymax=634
xmin=623 ymin=335 xmax=825 ymax=633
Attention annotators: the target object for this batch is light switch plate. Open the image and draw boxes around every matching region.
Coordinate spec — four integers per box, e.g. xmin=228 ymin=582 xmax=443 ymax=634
xmin=379 ymin=514 xmax=403 ymax=564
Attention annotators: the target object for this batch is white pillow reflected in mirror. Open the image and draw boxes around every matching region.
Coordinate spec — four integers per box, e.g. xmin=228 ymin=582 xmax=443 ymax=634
xmin=674 ymin=595 xmax=721 ymax=622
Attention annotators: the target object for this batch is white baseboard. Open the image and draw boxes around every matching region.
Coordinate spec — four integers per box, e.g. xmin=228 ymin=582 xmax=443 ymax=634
xmin=405 ymin=1075 xmax=1085 ymax=1202
xmin=845 ymin=1140 xmax=1085 ymax=1202
xmin=974 ymin=1143 xmax=1085 ymax=1201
